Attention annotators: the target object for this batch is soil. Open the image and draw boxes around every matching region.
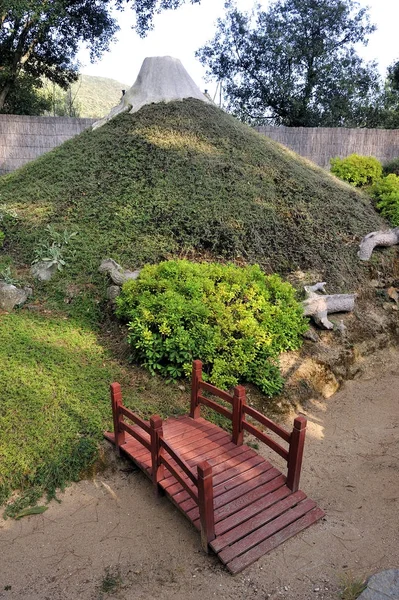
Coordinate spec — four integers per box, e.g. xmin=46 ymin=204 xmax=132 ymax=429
xmin=1 ymin=348 xmax=398 ymax=600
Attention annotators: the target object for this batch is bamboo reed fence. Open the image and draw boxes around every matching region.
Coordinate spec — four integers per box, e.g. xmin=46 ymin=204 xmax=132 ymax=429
xmin=0 ymin=114 xmax=96 ymax=175
xmin=1 ymin=113 xmax=399 ymax=175
xmin=255 ymin=125 xmax=399 ymax=168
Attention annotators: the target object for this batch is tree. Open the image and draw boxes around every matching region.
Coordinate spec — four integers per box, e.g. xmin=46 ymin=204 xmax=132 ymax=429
xmin=0 ymin=0 xmax=118 ymax=111
xmin=197 ymin=0 xmax=381 ymax=127
xmin=0 ymin=0 xmax=201 ymax=113
xmin=370 ymin=61 xmax=399 ymax=129
xmin=0 ymin=72 xmax=51 ymax=115
xmin=129 ymin=0 xmax=201 ymax=36
xmin=389 ymin=60 xmax=399 ymax=91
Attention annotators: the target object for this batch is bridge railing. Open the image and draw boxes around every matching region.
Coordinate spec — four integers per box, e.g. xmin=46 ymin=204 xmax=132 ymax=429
xmin=189 ymin=359 xmax=307 ymax=492
xmin=110 ymin=383 xmax=215 ymax=551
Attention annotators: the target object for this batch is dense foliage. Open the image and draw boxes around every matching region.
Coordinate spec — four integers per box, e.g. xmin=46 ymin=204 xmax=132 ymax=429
xmin=0 ymin=0 xmax=118 ymax=112
xmin=330 ymin=154 xmax=383 ymax=187
xmin=383 ymin=157 xmax=399 ymax=177
xmin=372 ymin=174 xmax=399 ymax=226
xmin=0 ymin=0 xmax=201 ymax=112
xmin=0 ymin=99 xmax=384 ymax=289
xmin=116 ymin=261 xmax=307 ymax=395
xmin=0 ymin=73 xmax=52 ymax=116
xmin=197 ymin=0 xmax=380 ymax=126
xmin=43 ymin=75 xmax=128 ymax=119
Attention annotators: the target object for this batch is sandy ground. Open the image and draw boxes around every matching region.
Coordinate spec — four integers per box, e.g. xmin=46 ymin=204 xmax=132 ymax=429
xmin=1 ymin=349 xmax=398 ymax=600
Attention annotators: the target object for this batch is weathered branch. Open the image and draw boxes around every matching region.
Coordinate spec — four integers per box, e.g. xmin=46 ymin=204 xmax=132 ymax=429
xmin=303 ymin=284 xmax=355 ymax=329
xmin=358 ymin=228 xmax=399 ymax=261
xmin=99 ymin=258 xmax=140 ymax=285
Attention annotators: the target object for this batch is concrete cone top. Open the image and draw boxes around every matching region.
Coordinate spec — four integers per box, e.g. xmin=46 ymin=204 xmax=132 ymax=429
xmin=93 ymin=56 xmax=211 ymax=129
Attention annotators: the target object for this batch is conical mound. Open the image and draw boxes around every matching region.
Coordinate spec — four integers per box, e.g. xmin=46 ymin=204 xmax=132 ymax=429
xmin=93 ymin=56 xmax=210 ymax=129
xmin=0 ymin=99 xmax=385 ymax=289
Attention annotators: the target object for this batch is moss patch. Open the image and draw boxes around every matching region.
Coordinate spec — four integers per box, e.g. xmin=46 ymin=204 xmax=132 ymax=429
xmin=0 ymin=311 xmax=189 ymax=515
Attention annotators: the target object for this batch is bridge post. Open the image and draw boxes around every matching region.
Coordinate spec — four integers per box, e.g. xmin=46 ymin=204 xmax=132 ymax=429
xmin=110 ymin=382 xmax=125 ymax=456
xmin=232 ymin=385 xmax=246 ymax=445
xmin=197 ymin=461 xmax=215 ymax=552
xmin=150 ymin=415 xmax=164 ymax=496
xmin=190 ymin=360 xmax=203 ymax=419
xmin=286 ymin=416 xmax=307 ymax=492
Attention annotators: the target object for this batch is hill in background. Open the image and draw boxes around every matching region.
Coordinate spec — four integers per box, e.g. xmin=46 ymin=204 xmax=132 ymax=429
xmin=44 ymin=74 xmax=129 ymax=119
xmin=0 ymin=98 xmax=385 ymax=290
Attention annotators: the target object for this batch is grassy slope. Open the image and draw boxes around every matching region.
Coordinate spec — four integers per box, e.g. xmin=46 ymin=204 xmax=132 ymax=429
xmin=0 ymin=308 xmax=191 ymax=515
xmin=43 ymin=74 xmax=128 ymax=119
xmin=0 ymin=98 xmax=387 ymax=512
xmin=0 ymin=99 xmax=384 ymax=290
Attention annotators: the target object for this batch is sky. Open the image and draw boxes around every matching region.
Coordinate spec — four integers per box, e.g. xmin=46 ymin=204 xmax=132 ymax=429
xmin=77 ymin=0 xmax=399 ymax=94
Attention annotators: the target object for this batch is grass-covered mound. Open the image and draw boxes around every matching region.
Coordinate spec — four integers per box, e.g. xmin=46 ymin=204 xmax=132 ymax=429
xmin=0 ymin=99 xmax=384 ymax=290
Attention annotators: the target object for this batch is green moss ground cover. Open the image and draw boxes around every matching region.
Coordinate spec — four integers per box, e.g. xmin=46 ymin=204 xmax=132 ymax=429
xmin=0 ymin=311 xmax=190 ymax=516
xmin=0 ymin=99 xmax=384 ymax=290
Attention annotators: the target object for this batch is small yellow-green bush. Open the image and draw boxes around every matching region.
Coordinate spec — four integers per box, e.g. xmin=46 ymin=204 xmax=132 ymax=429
xmin=116 ymin=260 xmax=308 ymax=396
xmin=330 ymin=154 xmax=382 ymax=187
xmin=372 ymin=174 xmax=399 ymax=226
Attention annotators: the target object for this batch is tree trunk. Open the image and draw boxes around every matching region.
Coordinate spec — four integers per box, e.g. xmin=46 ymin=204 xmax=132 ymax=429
xmin=0 ymin=83 xmax=11 ymax=111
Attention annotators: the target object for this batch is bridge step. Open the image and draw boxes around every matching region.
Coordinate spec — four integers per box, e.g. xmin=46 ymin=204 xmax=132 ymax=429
xmin=105 ymin=415 xmax=324 ymax=574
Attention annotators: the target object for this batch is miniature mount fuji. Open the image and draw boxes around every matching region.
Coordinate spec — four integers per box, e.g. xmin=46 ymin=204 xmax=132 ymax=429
xmin=93 ymin=56 xmax=211 ymax=129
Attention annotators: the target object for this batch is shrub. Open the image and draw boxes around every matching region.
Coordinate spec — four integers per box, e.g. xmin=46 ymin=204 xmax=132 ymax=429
xmin=116 ymin=260 xmax=307 ymax=396
xmin=383 ymin=157 xmax=399 ymax=177
xmin=330 ymin=154 xmax=382 ymax=187
xmin=372 ymin=174 xmax=399 ymax=226
xmin=32 ymin=225 xmax=78 ymax=272
xmin=0 ymin=230 xmax=4 ymax=248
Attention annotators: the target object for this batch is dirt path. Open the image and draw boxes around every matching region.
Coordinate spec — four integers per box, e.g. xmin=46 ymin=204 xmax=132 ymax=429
xmin=1 ymin=349 xmax=398 ymax=600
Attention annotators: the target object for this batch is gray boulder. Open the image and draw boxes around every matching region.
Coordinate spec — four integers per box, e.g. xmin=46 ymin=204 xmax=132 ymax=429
xmin=30 ymin=261 xmax=58 ymax=282
xmin=358 ymin=570 xmax=399 ymax=600
xmin=0 ymin=281 xmax=32 ymax=311
xmin=106 ymin=285 xmax=121 ymax=301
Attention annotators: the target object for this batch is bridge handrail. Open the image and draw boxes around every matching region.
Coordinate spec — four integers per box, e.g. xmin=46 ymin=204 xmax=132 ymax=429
xmin=110 ymin=383 xmax=215 ymax=550
xmin=189 ymin=359 xmax=307 ymax=492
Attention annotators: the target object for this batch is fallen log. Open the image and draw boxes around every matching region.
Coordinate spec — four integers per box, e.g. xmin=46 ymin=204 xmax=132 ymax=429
xmin=99 ymin=258 xmax=141 ymax=286
xmin=303 ymin=284 xmax=356 ymax=329
xmin=358 ymin=227 xmax=399 ymax=261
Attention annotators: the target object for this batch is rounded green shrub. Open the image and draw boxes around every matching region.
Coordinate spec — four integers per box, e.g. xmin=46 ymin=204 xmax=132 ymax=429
xmin=372 ymin=174 xmax=399 ymax=226
xmin=330 ymin=154 xmax=382 ymax=187
xmin=383 ymin=157 xmax=399 ymax=177
xmin=116 ymin=260 xmax=307 ymax=396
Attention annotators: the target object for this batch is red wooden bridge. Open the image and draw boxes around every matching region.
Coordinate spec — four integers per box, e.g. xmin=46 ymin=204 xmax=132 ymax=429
xmin=104 ymin=360 xmax=324 ymax=574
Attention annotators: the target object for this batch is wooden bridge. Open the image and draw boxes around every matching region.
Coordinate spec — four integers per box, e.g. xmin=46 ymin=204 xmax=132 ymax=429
xmin=104 ymin=360 xmax=324 ymax=574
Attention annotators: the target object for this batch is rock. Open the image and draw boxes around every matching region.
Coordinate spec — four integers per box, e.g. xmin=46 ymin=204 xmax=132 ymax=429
xmin=106 ymin=285 xmax=121 ymax=301
xmin=99 ymin=258 xmax=141 ymax=286
xmin=303 ymin=328 xmax=320 ymax=342
xmin=358 ymin=569 xmax=399 ymax=600
xmin=30 ymin=261 xmax=58 ymax=281
xmin=335 ymin=320 xmax=347 ymax=335
xmin=0 ymin=281 xmax=32 ymax=311
xmin=387 ymin=286 xmax=399 ymax=303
